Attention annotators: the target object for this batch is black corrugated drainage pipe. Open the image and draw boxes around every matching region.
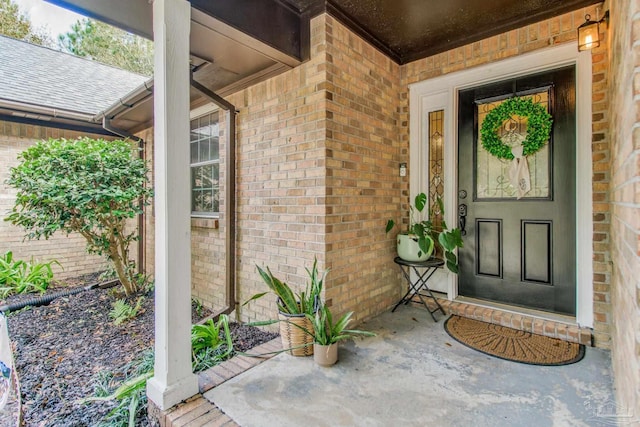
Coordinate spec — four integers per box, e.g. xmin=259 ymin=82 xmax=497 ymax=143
xmin=190 ymin=76 xmax=238 ymax=320
xmin=0 ymin=279 xmax=119 ymax=313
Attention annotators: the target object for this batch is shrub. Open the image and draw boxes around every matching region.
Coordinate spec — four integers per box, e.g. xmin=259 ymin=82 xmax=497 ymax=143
xmin=6 ymin=137 xmax=152 ymax=295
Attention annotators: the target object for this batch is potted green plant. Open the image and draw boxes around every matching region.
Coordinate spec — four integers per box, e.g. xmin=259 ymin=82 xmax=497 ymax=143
xmin=306 ymin=304 xmax=375 ymax=367
xmin=386 ymin=193 xmax=464 ymax=273
xmin=244 ymin=258 xmax=327 ymax=356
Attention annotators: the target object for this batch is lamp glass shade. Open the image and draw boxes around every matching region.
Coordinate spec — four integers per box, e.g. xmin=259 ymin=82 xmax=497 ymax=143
xmin=577 ymin=19 xmax=600 ymax=51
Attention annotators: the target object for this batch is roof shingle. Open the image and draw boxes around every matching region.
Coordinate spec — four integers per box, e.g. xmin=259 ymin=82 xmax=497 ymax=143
xmin=0 ymin=35 xmax=148 ymax=115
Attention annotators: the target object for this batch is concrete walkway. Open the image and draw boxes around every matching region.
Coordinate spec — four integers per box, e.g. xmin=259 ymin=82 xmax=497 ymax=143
xmin=204 ymin=306 xmax=615 ymax=427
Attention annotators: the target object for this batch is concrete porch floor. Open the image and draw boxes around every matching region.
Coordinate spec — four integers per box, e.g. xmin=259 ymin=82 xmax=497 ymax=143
xmin=202 ymin=306 xmax=615 ymax=427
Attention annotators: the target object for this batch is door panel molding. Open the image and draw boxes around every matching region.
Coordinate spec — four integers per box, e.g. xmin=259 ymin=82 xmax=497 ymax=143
xmin=409 ymin=42 xmax=593 ymax=326
xmin=522 ymin=220 xmax=552 ymax=285
xmin=476 ymin=219 xmax=502 ymax=278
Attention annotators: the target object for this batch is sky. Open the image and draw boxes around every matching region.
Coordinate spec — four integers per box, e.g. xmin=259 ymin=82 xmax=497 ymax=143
xmin=13 ymin=0 xmax=85 ymax=39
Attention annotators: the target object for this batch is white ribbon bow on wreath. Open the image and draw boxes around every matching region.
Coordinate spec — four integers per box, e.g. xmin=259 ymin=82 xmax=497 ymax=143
xmin=502 ymin=127 xmax=531 ymax=199
xmin=508 ymin=144 xmax=531 ymax=199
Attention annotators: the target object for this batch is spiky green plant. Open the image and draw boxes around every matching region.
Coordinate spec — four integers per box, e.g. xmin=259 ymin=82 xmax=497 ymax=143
xmin=244 ymin=257 xmax=327 ymax=315
xmin=306 ymin=305 xmax=375 ymax=345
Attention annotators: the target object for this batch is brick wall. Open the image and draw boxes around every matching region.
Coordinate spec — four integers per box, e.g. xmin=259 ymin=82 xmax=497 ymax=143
xmin=590 ymin=11 xmax=613 ymax=349
xmin=607 ymin=0 xmax=640 ymax=416
xmin=400 ymin=4 xmax=612 ymax=347
xmin=227 ymin=15 xmax=329 ymax=323
xmin=0 ymin=121 xmax=108 ymax=280
xmin=323 ymin=16 xmax=403 ymax=319
xmin=224 ymin=15 xmax=406 ymax=323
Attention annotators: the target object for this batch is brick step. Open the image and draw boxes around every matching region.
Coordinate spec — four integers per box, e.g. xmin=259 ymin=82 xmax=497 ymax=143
xmin=417 ymin=296 xmax=593 ymax=346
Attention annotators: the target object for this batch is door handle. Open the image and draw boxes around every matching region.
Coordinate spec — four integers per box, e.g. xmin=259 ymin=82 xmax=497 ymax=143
xmin=459 ymin=204 xmax=467 ymax=236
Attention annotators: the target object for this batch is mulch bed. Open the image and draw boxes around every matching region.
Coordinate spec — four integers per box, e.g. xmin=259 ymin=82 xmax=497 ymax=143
xmin=4 ymin=273 xmax=277 ymax=427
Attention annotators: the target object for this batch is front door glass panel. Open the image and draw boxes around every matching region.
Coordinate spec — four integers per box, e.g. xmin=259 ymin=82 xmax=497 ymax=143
xmin=476 ymin=91 xmax=551 ymax=200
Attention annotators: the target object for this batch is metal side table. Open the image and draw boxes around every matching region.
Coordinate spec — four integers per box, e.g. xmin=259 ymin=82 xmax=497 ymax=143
xmin=392 ymin=256 xmax=446 ymax=321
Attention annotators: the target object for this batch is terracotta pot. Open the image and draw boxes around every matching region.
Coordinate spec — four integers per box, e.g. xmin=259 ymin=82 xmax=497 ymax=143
xmin=313 ymin=343 xmax=338 ymax=366
xmin=397 ymin=233 xmax=433 ymax=262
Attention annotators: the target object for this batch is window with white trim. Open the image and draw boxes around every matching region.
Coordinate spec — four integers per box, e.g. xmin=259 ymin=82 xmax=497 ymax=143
xmin=190 ymin=111 xmax=219 ymax=217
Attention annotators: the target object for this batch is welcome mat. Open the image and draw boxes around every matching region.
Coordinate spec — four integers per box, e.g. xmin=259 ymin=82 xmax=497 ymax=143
xmin=444 ymin=315 xmax=585 ymax=366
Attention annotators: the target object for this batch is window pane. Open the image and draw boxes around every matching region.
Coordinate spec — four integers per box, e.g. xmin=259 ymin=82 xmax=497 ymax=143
xmin=202 ymin=164 xmax=213 ymax=189
xmin=212 ymin=188 xmax=219 ymax=213
xmin=190 ymin=142 xmax=198 ymax=163
xmin=212 ymin=163 xmax=219 ymax=184
xmin=189 ymin=111 xmax=220 ymax=215
xmin=199 ymin=114 xmax=211 ymax=135
xmin=211 ymin=136 xmax=219 ymax=161
xmin=192 ymin=189 xmax=212 ymax=213
xmin=191 ymin=163 xmax=219 ymax=214
xmin=191 ymin=167 xmax=199 ymax=192
xmin=191 ymin=189 xmax=198 ymax=212
xmin=199 ymin=138 xmax=210 ymax=162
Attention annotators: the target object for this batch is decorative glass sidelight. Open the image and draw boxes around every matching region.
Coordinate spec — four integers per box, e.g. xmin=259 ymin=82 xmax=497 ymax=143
xmin=476 ymin=91 xmax=551 ymax=199
xmin=428 ymin=110 xmax=444 ymax=228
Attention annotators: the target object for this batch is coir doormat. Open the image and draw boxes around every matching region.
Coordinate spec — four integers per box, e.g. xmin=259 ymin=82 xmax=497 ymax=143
xmin=444 ymin=315 xmax=585 ymax=366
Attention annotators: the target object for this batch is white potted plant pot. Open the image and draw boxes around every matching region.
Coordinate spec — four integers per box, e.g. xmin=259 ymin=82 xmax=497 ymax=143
xmin=313 ymin=343 xmax=338 ymax=366
xmin=397 ymin=233 xmax=433 ymax=262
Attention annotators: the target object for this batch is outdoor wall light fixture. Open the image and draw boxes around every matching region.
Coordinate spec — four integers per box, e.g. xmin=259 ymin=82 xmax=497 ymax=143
xmin=577 ymin=10 xmax=609 ymax=51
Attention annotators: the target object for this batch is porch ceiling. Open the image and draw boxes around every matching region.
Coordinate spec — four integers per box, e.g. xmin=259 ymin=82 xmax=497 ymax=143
xmin=308 ymin=0 xmax=603 ymax=63
xmin=47 ymin=0 xmax=601 ymax=132
xmin=51 ymin=0 xmax=602 ymax=66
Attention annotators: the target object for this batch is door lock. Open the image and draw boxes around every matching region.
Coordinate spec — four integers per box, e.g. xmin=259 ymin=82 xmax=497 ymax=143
xmin=459 ymin=204 xmax=467 ymax=236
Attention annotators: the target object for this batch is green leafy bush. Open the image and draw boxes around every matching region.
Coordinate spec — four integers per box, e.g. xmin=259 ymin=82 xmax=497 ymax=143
xmin=6 ymin=137 xmax=152 ymax=295
xmin=0 ymin=251 xmax=59 ymax=298
xmin=109 ymin=297 xmax=145 ymax=325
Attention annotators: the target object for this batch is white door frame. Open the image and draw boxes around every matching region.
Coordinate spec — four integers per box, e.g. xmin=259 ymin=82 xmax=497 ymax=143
xmin=408 ymin=43 xmax=593 ymax=327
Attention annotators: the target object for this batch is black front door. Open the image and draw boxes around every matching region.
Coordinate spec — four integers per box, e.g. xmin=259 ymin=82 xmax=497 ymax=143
xmin=457 ymin=66 xmax=576 ymax=315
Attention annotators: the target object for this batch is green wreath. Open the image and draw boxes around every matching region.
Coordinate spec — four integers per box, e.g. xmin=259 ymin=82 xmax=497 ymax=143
xmin=480 ymin=97 xmax=553 ymax=160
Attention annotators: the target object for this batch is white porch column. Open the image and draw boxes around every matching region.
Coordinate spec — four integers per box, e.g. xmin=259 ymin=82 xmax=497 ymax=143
xmin=147 ymin=0 xmax=198 ymax=410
